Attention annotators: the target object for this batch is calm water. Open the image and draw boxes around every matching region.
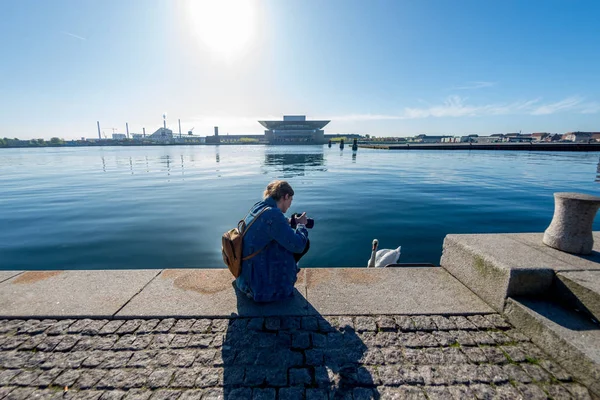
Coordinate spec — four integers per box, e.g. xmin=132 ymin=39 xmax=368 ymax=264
xmin=1 ymin=145 xmax=599 ymax=270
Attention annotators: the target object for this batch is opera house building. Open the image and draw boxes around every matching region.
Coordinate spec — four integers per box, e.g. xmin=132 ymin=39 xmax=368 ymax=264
xmin=259 ymin=116 xmax=330 ymax=144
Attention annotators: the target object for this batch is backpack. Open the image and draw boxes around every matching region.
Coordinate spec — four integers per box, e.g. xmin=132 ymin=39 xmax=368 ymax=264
xmin=222 ymin=207 xmax=271 ymax=278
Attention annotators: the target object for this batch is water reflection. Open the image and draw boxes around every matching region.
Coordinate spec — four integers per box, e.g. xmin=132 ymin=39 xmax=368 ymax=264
xmin=352 ymin=152 xmax=357 ymax=163
xmin=161 ymin=155 xmax=171 ymax=176
xmin=263 ymin=152 xmax=326 ymax=177
xmin=5 ymin=146 xmax=600 ymax=270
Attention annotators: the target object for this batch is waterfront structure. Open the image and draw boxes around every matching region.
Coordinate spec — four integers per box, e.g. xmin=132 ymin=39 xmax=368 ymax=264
xmin=531 ymin=132 xmax=551 ymax=141
xmin=205 ymin=126 xmax=221 ymax=144
xmin=325 ymin=133 xmax=362 ymax=140
xmin=148 ymin=127 xmax=174 ymax=142
xmin=564 ymin=131 xmax=600 ymax=142
xmin=441 ymin=135 xmax=478 ymax=143
xmin=112 ymin=133 xmax=126 ymax=140
xmin=259 ymin=115 xmax=330 ymax=144
xmin=503 ymin=133 xmax=533 ymax=143
xmin=414 ymin=134 xmax=452 ymax=143
xmin=177 ymin=134 xmax=205 ymax=144
xmin=0 ymin=231 xmax=597 ymax=397
xmin=476 ymin=136 xmax=501 ymax=143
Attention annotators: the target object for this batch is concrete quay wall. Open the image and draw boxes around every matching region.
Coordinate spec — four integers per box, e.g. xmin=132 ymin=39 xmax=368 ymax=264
xmin=360 ymin=142 xmax=600 ymax=151
xmin=0 ymin=232 xmax=599 ymax=398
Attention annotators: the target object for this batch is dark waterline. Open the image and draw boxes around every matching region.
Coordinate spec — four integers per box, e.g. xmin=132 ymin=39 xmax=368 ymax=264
xmin=1 ymin=145 xmax=599 ymax=270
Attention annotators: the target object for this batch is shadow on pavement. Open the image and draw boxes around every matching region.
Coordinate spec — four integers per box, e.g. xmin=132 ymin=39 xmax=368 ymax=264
xmin=222 ymin=287 xmax=380 ymax=399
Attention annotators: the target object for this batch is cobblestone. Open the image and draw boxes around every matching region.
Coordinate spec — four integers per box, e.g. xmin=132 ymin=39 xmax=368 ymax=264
xmin=0 ymin=315 xmax=592 ymax=398
xmin=99 ymin=321 xmax=125 ymax=335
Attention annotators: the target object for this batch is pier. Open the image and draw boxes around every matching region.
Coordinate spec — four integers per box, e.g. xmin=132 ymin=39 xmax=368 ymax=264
xmin=359 ymin=142 xmax=600 ymax=151
xmin=0 ymin=232 xmax=598 ymax=398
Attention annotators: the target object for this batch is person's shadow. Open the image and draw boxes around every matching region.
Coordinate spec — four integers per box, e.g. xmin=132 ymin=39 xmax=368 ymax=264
xmin=222 ymin=286 xmax=381 ymax=399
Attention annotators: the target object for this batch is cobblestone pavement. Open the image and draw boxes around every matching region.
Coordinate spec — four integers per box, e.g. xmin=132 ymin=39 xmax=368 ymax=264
xmin=0 ymin=314 xmax=593 ymax=399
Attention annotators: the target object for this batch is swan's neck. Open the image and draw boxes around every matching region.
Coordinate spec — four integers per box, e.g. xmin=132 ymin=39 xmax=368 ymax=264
xmin=368 ymin=250 xmax=376 ymax=268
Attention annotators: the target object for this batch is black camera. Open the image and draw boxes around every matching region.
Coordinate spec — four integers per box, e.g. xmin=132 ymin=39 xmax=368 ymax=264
xmin=290 ymin=213 xmax=314 ymax=229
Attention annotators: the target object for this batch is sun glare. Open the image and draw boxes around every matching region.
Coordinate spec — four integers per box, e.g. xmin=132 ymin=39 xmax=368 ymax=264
xmin=188 ymin=0 xmax=256 ymax=58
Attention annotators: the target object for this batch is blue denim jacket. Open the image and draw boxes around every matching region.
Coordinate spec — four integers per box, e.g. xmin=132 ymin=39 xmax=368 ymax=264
xmin=235 ymin=197 xmax=309 ymax=302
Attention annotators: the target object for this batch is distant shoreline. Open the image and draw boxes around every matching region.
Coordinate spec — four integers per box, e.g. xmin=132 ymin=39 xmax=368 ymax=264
xmin=359 ymin=142 xmax=600 ymax=152
xmin=2 ymin=141 xmax=600 ymax=152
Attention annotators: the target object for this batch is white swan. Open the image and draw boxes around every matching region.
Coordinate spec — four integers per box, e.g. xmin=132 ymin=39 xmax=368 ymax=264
xmin=367 ymin=239 xmax=401 ymax=268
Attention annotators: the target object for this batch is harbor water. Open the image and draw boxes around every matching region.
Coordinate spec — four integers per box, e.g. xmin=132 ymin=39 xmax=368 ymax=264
xmin=1 ymin=145 xmax=599 ymax=270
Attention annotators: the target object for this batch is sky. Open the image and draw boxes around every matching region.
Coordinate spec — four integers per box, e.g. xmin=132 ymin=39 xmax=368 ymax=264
xmin=1 ymin=0 xmax=600 ymax=140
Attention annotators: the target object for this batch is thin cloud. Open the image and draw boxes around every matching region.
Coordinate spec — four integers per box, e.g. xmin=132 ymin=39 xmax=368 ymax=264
xmin=530 ymin=96 xmax=582 ymax=115
xmin=326 ymin=114 xmax=402 ymax=122
xmin=182 ymin=96 xmax=598 ymax=130
xmin=580 ymin=102 xmax=600 ymax=114
xmin=400 ymin=96 xmax=596 ymax=119
xmin=451 ymin=81 xmax=496 ymax=90
xmin=62 ymin=31 xmax=86 ymax=41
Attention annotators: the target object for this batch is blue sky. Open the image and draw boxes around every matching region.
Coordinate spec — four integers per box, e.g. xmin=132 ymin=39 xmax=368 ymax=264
xmin=2 ymin=0 xmax=599 ymax=139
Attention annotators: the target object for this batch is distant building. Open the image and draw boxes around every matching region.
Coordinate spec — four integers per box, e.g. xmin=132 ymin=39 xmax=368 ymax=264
xmin=205 ymin=126 xmax=221 ymax=144
xmin=503 ymin=133 xmax=532 ymax=143
xmin=112 ymin=133 xmax=126 ymax=140
xmin=148 ymin=127 xmax=173 ymax=142
xmin=259 ymin=115 xmax=330 ymax=144
xmin=564 ymin=131 xmax=600 ymax=142
xmin=475 ymin=136 xmax=495 ymax=143
xmin=442 ymin=135 xmax=478 ymax=143
xmin=441 ymin=137 xmax=458 ymax=143
xmin=531 ymin=132 xmax=550 ymax=141
xmin=178 ymin=134 xmax=205 ymax=144
xmin=324 ymin=133 xmax=363 ymax=140
xmin=414 ymin=134 xmax=452 ymax=143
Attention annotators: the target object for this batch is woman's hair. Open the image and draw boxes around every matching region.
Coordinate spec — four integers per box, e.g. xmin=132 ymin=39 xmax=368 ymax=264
xmin=264 ymin=180 xmax=294 ymax=201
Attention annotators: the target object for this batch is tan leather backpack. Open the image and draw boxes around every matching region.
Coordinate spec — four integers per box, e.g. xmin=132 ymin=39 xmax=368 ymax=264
xmin=221 ymin=207 xmax=270 ymax=277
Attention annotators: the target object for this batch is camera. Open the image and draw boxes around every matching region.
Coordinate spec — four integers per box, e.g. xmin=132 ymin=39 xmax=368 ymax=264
xmin=290 ymin=213 xmax=314 ymax=229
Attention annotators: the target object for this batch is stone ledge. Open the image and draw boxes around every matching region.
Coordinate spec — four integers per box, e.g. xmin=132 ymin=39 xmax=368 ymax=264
xmin=504 ymin=297 xmax=600 ymax=397
xmin=0 ymin=267 xmax=493 ymax=318
xmin=303 ymin=268 xmax=492 ymax=316
xmin=0 ymin=271 xmax=22 ymax=284
xmin=556 ymin=270 xmax=600 ymax=322
xmin=0 ymin=270 xmax=162 ymax=318
xmin=440 ymin=232 xmax=600 ymax=312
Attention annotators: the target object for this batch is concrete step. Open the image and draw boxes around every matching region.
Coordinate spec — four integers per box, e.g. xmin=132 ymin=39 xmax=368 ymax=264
xmin=555 ymin=270 xmax=600 ymax=322
xmin=440 ymin=232 xmax=600 ymax=312
xmin=0 ymin=267 xmax=494 ymax=318
xmin=117 ymin=267 xmax=494 ymax=317
xmin=504 ymin=297 xmax=600 ymax=398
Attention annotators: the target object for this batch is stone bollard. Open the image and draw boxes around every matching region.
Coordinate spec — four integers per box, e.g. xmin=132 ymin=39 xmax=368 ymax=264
xmin=543 ymin=192 xmax=600 ymax=254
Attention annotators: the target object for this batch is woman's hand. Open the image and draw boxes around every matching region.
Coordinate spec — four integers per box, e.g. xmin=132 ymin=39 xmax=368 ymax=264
xmin=296 ymin=212 xmax=308 ymax=225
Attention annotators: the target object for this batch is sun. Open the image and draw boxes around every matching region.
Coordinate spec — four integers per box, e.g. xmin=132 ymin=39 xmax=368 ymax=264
xmin=188 ymin=0 xmax=256 ymax=58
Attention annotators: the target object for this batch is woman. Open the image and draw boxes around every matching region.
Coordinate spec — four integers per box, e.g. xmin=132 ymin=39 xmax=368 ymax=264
xmin=236 ymin=180 xmax=309 ymax=302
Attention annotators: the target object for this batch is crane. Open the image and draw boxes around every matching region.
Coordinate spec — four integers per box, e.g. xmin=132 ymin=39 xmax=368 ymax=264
xmin=188 ymin=127 xmax=195 ymax=135
xmin=102 ymin=128 xmax=117 ymax=139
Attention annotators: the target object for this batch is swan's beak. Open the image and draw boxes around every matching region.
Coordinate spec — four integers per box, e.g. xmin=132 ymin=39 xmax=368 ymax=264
xmin=372 ymin=239 xmax=378 ymax=251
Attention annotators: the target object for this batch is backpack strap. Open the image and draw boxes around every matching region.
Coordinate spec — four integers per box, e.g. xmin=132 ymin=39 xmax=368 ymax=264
xmin=240 ymin=206 xmax=271 ymax=261
xmin=241 ymin=206 xmax=270 ymax=236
